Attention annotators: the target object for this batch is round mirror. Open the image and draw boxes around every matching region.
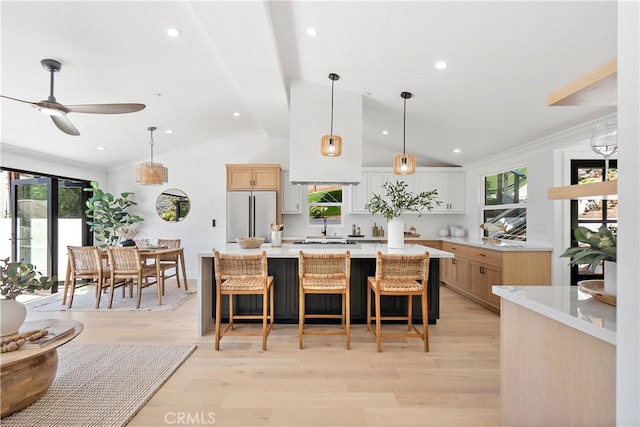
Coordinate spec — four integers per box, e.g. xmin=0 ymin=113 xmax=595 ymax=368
xmin=156 ymin=189 xmax=190 ymax=222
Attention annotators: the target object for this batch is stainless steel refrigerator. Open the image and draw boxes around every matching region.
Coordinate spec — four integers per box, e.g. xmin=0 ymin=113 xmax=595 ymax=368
xmin=226 ymin=191 xmax=277 ymax=242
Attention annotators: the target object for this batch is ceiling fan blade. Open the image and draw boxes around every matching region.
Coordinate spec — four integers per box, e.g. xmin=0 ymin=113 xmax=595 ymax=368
xmin=51 ymin=115 xmax=80 ymax=136
xmin=65 ymin=103 xmax=146 ymax=114
xmin=0 ymin=94 xmax=37 ymax=106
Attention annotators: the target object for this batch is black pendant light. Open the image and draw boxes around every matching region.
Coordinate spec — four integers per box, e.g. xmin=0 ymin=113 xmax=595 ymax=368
xmin=393 ymin=91 xmax=415 ymax=175
xmin=320 ymin=73 xmax=343 ymax=157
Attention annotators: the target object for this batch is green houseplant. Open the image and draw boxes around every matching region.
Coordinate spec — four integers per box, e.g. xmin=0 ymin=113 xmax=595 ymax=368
xmin=365 ymin=180 xmax=440 ymax=248
xmin=560 ymin=225 xmax=616 ymax=272
xmin=84 ymin=181 xmax=144 ymax=247
xmin=1 ymin=258 xmax=56 ymax=336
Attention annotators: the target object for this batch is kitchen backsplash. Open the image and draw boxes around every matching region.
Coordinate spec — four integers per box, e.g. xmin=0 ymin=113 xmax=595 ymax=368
xmin=282 ymin=212 xmax=466 ymax=238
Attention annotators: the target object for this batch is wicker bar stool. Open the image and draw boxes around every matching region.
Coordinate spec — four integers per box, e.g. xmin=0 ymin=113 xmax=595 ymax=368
xmin=367 ymin=251 xmax=430 ymax=352
xmin=107 ymin=246 xmax=160 ymax=309
xmin=298 ymin=251 xmax=351 ymax=349
xmin=213 ymin=251 xmax=275 ymax=351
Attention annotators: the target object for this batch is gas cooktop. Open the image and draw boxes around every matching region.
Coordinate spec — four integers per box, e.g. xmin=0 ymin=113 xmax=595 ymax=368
xmin=290 ymin=241 xmax=361 ymax=249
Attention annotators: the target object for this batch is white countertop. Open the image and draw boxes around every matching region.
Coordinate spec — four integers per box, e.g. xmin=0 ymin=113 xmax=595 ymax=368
xmin=282 ymin=236 xmax=552 ymax=252
xmin=202 ymin=243 xmax=454 ymax=259
xmin=493 ymin=285 xmax=616 ymax=345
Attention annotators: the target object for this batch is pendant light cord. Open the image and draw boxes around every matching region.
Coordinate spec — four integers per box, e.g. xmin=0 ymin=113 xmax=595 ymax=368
xmin=402 ymin=96 xmax=407 ymax=155
xmin=330 ymin=78 xmax=335 ymax=137
xmin=148 ymin=126 xmax=157 ymax=163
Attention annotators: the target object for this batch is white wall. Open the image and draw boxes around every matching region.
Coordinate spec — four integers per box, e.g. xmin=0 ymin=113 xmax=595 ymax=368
xmin=107 ymin=131 xmax=289 ymax=278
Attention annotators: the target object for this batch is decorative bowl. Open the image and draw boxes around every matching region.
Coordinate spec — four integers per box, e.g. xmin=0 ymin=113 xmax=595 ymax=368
xmin=236 ymin=237 xmax=264 ymax=249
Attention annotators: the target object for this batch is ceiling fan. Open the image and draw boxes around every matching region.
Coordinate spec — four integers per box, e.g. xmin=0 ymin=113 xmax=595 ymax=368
xmin=0 ymin=59 xmax=146 ymax=136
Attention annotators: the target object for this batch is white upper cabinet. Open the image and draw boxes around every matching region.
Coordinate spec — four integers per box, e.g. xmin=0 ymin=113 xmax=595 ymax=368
xmin=350 ymin=172 xmax=383 ymax=213
xmin=416 ymin=171 xmax=465 ymax=213
xmin=282 ymin=171 xmax=302 ymax=214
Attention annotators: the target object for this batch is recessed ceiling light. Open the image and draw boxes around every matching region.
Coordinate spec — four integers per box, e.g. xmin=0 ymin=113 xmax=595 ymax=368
xmin=165 ymin=129 xmax=174 ymax=134
xmin=453 ymin=148 xmax=461 ymax=153
xmin=167 ymin=28 xmax=181 ymax=38
xmin=382 ymin=130 xmax=389 ymax=135
xmin=233 ymin=112 xmax=241 ymax=117
xmin=364 ymin=91 xmax=372 ymax=97
xmin=154 ymin=93 xmax=162 ymax=97
xmin=97 ymin=146 xmax=106 ymax=151
xmin=435 ymin=61 xmax=448 ymax=70
xmin=306 ymin=28 xmax=318 ymax=37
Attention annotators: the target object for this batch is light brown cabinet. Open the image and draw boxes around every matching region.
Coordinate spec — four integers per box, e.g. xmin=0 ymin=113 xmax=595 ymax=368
xmin=441 ymin=242 xmax=551 ymax=313
xmin=226 ymin=164 xmax=281 ymax=191
xmin=410 ymin=240 xmax=442 ymax=250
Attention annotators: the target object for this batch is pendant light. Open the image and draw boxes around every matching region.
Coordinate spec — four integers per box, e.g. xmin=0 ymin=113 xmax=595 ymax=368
xmin=136 ymin=126 xmax=168 ymax=185
xmin=393 ymin=91 xmax=416 ymax=175
xmin=320 ymin=73 xmax=343 ymax=157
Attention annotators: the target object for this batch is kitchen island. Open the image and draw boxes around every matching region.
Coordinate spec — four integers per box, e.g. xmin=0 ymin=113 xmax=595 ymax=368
xmin=494 ymin=285 xmax=616 ymax=426
xmin=197 ymin=243 xmax=454 ymax=336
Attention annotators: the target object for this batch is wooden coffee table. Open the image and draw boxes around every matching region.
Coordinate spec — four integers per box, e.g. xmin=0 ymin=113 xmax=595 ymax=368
xmin=0 ymin=319 xmax=83 ymax=418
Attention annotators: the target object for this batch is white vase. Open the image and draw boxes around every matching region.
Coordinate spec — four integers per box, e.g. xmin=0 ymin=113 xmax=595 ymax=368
xmin=387 ymin=217 xmax=404 ymax=249
xmin=0 ymin=297 xmax=27 ymax=336
xmin=604 ymin=260 xmax=617 ymax=296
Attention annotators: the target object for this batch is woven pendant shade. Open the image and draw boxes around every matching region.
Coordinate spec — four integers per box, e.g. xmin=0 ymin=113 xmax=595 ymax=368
xmin=392 ymin=91 xmax=415 ymax=175
xmin=136 ymin=126 xmax=168 ymax=185
xmin=321 ymin=73 xmax=342 ymax=157
xmin=320 ymin=135 xmax=342 ymax=156
xmin=136 ymin=162 xmax=168 ymax=185
xmin=393 ymin=153 xmax=416 ymax=175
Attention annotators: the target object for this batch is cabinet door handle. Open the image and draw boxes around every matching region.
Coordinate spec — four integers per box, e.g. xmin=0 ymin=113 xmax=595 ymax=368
xmin=479 ymin=253 xmax=485 ymax=257
xmin=480 ymin=267 xmax=485 ymax=274
xmin=452 ymin=259 xmax=456 ymax=265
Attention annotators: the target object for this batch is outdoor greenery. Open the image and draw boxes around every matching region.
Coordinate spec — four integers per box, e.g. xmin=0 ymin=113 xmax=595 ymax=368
xmin=0 ymin=258 xmax=56 ymax=299
xmin=84 ymin=181 xmax=144 ymax=247
xmin=560 ymin=225 xmax=617 ymax=272
xmin=366 ymin=180 xmax=440 ymax=220
xmin=308 ymin=186 xmax=342 ymax=219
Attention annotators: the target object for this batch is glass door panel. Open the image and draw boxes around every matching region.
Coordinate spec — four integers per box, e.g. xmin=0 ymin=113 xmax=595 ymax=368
xmin=11 ymin=178 xmax=49 ymax=275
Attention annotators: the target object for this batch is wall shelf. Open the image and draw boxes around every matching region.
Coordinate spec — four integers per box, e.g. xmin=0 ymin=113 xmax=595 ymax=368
xmin=547 ymin=59 xmax=617 ymax=106
xmin=547 ymin=180 xmax=617 ymax=200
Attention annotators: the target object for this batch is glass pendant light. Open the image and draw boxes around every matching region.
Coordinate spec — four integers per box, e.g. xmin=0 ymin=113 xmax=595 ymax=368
xmin=320 ymin=73 xmax=343 ymax=157
xmin=393 ymin=91 xmax=416 ymax=175
xmin=136 ymin=126 xmax=168 ymax=185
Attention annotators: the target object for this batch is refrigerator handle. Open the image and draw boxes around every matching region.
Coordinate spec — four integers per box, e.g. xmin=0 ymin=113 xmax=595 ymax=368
xmin=251 ymin=195 xmax=256 ymax=237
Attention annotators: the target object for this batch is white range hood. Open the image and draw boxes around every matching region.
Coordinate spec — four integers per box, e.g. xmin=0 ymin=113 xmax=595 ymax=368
xmin=289 ymin=78 xmax=362 ymax=185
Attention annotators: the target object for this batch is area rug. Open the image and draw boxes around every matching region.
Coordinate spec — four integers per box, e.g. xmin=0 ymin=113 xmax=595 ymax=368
xmin=2 ymin=343 xmax=197 ymax=427
xmin=27 ymin=285 xmax=196 ymax=312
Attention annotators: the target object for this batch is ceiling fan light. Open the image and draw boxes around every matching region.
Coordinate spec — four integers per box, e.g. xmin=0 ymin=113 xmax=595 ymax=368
xmin=136 ymin=126 xmax=168 ymax=185
xmin=393 ymin=153 xmax=415 ymax=175
xmin=38 ymin=106 xmax=65 ymax=117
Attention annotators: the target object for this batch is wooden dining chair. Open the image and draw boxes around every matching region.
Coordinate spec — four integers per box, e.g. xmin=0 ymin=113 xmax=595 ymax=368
xmin=157 ymin=239 xmax=183 ymax=291
xmin=64 ymin=246 xmax=118 ymax=309
xmin=298 ymin=251 xmax=351 ymax=349
xmin=106 ymin=246 xmax=160 ymax=309
xmin=213 ymin=251 xmax=274 ymax=351
xmin=367 ymin=251 xmax=430 ymax=352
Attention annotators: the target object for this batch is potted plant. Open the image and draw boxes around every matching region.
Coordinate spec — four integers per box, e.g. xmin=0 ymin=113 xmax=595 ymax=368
xmin=84 ymin=181 xmax=144 ymax=247
xmin=560 ymin=225 xmax=617 ymax=294
xmin=1 ymin=258 xmax=56 ymax=336
xmin=366 ymin=180 xmax=440 ymax=248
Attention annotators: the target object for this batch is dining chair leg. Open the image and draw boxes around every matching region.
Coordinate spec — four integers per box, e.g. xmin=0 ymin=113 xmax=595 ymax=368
xmin=67 ymin=277 xmax=77 ymax=309
xmin=95 ymin=275 xmax=103 ymax=309
xmin=135 ymin=273 xmax=143 ymax=309
xmin=229 ymin=295 xmax=235 ymax=330
xmin=270 ymin=282 xmax=274 ymax=328
xmin=62 ymin=259 xmax=71 ymax=306
xmin=366 ymin=281 xmax=372 ymax=334
xmin=109 ymin=275 xmax=117 ymax=309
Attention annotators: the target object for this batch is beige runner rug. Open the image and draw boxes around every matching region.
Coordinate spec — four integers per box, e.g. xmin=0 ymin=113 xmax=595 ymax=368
xmin=2 ymin=343 xmax=197 ymax=426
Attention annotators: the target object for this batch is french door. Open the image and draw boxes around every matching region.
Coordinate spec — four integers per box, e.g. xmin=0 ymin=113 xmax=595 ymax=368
xmin=3 ymin=170 xmax=91 ymax=292
xmin=569 ymin=159 xmax=618 ymax=285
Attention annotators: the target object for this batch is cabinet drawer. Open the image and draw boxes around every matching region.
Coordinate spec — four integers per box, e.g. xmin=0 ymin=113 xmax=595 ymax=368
xmin=468 ymin=247 xmax=502 ymax=266
xmin=442 ymin=242 xmax=469 ymax=257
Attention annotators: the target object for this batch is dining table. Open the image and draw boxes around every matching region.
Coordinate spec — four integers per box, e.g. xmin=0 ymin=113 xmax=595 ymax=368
xmin=63 ymin=246 xmax=188 ymax=307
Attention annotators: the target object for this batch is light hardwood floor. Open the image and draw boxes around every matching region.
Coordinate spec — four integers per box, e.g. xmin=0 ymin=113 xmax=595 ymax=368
xmin=25 ymin=283 xmax=501 ymax=427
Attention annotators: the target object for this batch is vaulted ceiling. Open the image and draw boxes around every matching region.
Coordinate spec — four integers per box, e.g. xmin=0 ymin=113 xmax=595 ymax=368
xmin=0 ymin=1 xmax=617 ymax=169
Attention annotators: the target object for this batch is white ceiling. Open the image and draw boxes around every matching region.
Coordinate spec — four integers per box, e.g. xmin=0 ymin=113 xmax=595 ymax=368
xmin=0 ymin=1 xmax=617 ymax=170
